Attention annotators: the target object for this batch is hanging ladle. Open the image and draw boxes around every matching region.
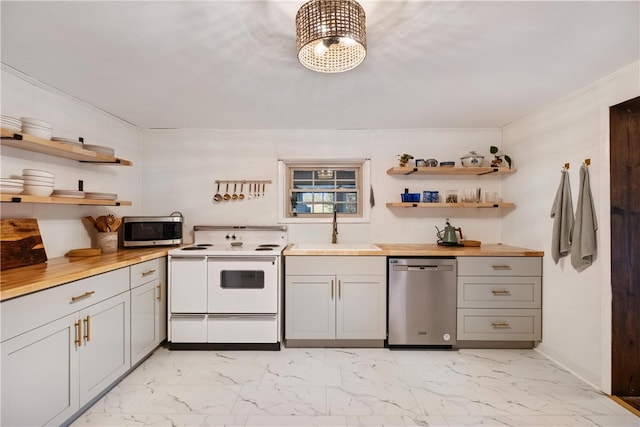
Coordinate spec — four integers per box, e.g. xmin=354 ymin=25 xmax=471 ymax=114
xmin=213 ymin=183 xmax=222 ymax=202
xmin=238 ymin=183 xmax=245 ymax=200
xmin=247 ymin=182 xmax=253 ymax=199
xmin=223 ymin=183 xmax=231 ymax=201
xmin=232 ymin=183 xmax=238 ymax=200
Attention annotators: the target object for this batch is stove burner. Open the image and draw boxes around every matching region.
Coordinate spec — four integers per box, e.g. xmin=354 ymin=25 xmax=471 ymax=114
xmin=196 ymin=244 xmax=213 ymax=247
xmin=255 ymin=247 xmax=273 ymax=251
xmin=258 ymin=244 xmax=280 ymax=248
xmin=182 ymin=246 xmax=207 ymax=251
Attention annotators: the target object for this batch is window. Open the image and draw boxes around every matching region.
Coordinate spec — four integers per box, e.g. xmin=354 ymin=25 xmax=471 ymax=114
xmin=278 ymin=159 xmax=370 ymax=223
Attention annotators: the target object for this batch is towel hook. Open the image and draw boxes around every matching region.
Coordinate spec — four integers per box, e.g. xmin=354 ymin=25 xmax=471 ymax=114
xmin=584 ymin=158 xmax=591 ymax=166
xmin=563 ymin=163 xmax=570 ymax=170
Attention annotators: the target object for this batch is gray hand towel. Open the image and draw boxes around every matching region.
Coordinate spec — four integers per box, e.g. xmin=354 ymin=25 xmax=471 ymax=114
xmin=571 ymin=164 xmax=598 ymax=270
xmin=550 ymin=170 xmax=573 ymax=263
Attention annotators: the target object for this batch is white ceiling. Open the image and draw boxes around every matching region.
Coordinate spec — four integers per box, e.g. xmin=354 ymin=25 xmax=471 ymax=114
xmin=1 ymin=1 xmax=638 ymax=130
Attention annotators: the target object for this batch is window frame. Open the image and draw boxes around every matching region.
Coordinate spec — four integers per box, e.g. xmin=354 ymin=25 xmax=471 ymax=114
xmin=278 ymin=159 xmax=371 ymax=224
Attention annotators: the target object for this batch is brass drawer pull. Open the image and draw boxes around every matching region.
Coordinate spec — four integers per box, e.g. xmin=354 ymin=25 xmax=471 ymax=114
xmin=157 ymin=284 xmax=162 ymax=301
xmin=491 ymin=265 xmax=512 ymax=270
xmin=74 ymin=320 xmax=82 ymax=347
xmin=491 ymin=289 xmax=511 ymax=295
xmin=141 ymin=269 xmax=157 ymax=277
xmin=338 ymin=280 xmax=342 ymax=299
xmin=71 ymin=290 xmax=95 ymax=302
xmin=491 ymin=321 xmax=511 ymax=328
xmin=83 ymin=315 xmax=91 ymax=343
xmin=331 ymin=280 xmax=334 ymax=300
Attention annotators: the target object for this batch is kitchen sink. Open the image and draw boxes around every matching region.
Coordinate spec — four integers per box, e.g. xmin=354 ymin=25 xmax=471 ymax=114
xmin=291 ymin=243 xmax=381 ymax=251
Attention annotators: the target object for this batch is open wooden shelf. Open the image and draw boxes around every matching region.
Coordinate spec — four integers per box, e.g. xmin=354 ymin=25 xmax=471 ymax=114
xmin=386 ymin=166 xmax=516 ymax=176
xmin=386 ymin=202 xmax=516 ymax=209
xmin=1 ymin=193 xmax=131 ymax=206
xmin=1 ymin=128 xmax=133 ymax=165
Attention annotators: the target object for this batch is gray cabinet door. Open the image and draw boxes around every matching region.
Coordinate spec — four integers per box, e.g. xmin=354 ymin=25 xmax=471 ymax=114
xmin=1 ymin=313 xmax=79 ymax=427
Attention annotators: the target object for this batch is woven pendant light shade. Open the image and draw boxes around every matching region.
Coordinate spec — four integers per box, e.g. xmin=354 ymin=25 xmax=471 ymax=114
xmin=296 ymin=0 xmax=367 ymax=73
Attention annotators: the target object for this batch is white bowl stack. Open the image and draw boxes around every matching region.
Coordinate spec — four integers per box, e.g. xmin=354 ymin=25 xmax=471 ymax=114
xmin=21 ymin=117 xmax=53 ymax=140
xmin=22 ymin=169 xmax=55 ymax=197
xmin=1 ymin=115 xmax=22 ymax=132
xmin=0 ymin=178 xmax=24 ymax=195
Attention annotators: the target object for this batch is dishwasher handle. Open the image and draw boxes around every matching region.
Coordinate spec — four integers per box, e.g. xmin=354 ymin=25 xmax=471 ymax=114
xmin=394 ymin=264 xmax=454 ymax=272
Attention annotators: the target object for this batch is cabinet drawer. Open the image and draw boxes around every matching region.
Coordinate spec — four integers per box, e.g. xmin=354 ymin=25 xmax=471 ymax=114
xmin=286 ymin=256 xmax=385 ymax=276
xmin=457 ymin=276 xmax=541 ymax=309
xmin=169 ymin=314 xmax=207 ymax=343
xmin=207 ymin=315 xmax=278 ymax=343
xmin=457 ymin=309 xmax=541 ymax=341
xmin=1 ymin=268 xmax=129 ymax=341
xmin=457 ymin=257 xmax=541 ymax=276
xmin=130 ymin=257 xmax=164 ymax=289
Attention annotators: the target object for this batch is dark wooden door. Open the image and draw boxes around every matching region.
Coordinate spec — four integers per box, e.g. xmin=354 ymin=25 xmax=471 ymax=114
xmin=610 ymin=96 xmax=640 ymax=397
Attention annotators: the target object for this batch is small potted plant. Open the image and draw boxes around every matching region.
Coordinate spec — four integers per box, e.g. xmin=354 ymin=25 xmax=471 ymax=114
xmin=397 ymin=153 xmax=414 ymax=167
xmin=489 ymin=146 xmax=512 ymax=168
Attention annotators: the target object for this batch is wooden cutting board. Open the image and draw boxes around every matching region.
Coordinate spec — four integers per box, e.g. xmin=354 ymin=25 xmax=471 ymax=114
xmin=1 ymin=218 xmax=48 ymax=270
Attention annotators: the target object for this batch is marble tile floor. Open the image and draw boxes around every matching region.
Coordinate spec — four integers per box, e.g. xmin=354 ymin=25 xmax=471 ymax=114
xmin=70 ymin=346 xmax=639 ymax=427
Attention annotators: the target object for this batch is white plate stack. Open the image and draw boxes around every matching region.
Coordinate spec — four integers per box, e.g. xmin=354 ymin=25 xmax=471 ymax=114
xmin=0 ymin=178 xmax=24 ymax=195
xmin=85 ymin=192 xmax=117 ymax=201
xmin=22 ymin=169 xmax=55 ymax=197
xmin=52 ymin=136 xmax=83 ymax=148
xmin=84 ymin=144 xmax=115 ymax=157
xmin=1 ymin=115 xmax=22 ymax=132
xmin=51 ymin=189 xmax=85 ymax=198
xmin=21 ymin=117 xmax=53 ymax=140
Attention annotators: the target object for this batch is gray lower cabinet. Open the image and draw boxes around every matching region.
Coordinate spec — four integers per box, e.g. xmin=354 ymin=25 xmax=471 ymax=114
xmin=285 ymin=256 xmax=386 ymax=341
xmin=130 ymin=257 xmax=167 ymax=365
xmin=1 ymin=256 xmax=167 ymax=427
xmin=456 ymin=256 xmax=542 ymax=342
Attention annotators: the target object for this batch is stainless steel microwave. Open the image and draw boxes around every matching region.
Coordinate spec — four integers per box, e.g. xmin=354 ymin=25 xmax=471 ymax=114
xmin=122 ymin=215 xmax=183 ymax=247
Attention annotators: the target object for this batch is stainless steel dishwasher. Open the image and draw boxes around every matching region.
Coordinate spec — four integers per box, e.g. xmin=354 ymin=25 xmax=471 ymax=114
xmin=388 ymin=257 xmax=457 ymax=346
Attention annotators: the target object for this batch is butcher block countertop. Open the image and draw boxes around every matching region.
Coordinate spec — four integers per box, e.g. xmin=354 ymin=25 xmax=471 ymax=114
xmin=0 ymin=247 xmax=170 ymax=302
xmin=284 ymin=243 xmax=544 ymax=257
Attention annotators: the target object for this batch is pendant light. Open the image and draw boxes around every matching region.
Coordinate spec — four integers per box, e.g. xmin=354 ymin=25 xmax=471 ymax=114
xmin=295 ymin=0 xmax=367 ymax=73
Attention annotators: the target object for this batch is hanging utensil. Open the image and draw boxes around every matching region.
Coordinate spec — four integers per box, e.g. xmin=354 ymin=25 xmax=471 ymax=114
xmin=238 ymin=183 xmax=245 ymax=200
xmin=232 ymin=183 xmax=238 ymax=200
xmin=255 ymin=182 xmax=259 ymax=198
xmin=213 ymin=183 xmax=222 ymax=202
xmin=223 ymin=183 xmax=231 ymax=201
xmin=261 ymin=182 xmax=266 ymax=197
xmin=248 ymin=182 xmax=253 ymax=199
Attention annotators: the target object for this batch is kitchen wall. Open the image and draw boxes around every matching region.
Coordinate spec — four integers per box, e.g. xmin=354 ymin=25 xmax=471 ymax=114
xmin=501 ymin=61 xmax=640 ymax=393
xmin=140 ymin=128 xmax=506 ymax=245
xmin=4 ymin=57 xmax=638 ymax=395
xmin=1 ymin=67 xmax=143 ymax=257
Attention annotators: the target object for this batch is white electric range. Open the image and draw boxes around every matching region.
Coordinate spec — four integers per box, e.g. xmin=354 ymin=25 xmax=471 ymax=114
xmin=167 ymin=225 xmax=288 ymax=350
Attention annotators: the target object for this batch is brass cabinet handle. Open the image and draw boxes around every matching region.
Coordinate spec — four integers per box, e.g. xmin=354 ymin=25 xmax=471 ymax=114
xmin=83 ymin=315 xmax=91 ymax=343
xmin=491 ymin=321 xmax=511 ymax=328
xmin=491 ymin=289 xmax=511 ymax=296
xmin=491 ymin=265 xmax=512 ymax=270
xmin=157 ymin=284 xmax=162 ymax=301
xmin=330 ymin=280 xmax=334 ymax=300
xmin=142 ymin=269 xmax=156 ymax=277
xmin=71 ymin=290 xmax=95 ymax=302
xmin=338 ymin=280 xmax=342 ymax=299
xmin=74 ymin=320 xmax=82 ymax=347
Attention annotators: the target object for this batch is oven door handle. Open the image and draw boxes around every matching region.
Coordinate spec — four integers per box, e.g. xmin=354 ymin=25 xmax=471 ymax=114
xmin=170 ymin=256 xmax=207 ymax=260
xmin=207 ymin=314 xmax=277 ymax=320
xmin=206 ymin=256 xmax=277 ymax=263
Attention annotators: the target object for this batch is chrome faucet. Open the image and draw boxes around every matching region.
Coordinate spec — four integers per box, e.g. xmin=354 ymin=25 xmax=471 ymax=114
xmin=331 ymin=209 xmax=338 ymax=244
